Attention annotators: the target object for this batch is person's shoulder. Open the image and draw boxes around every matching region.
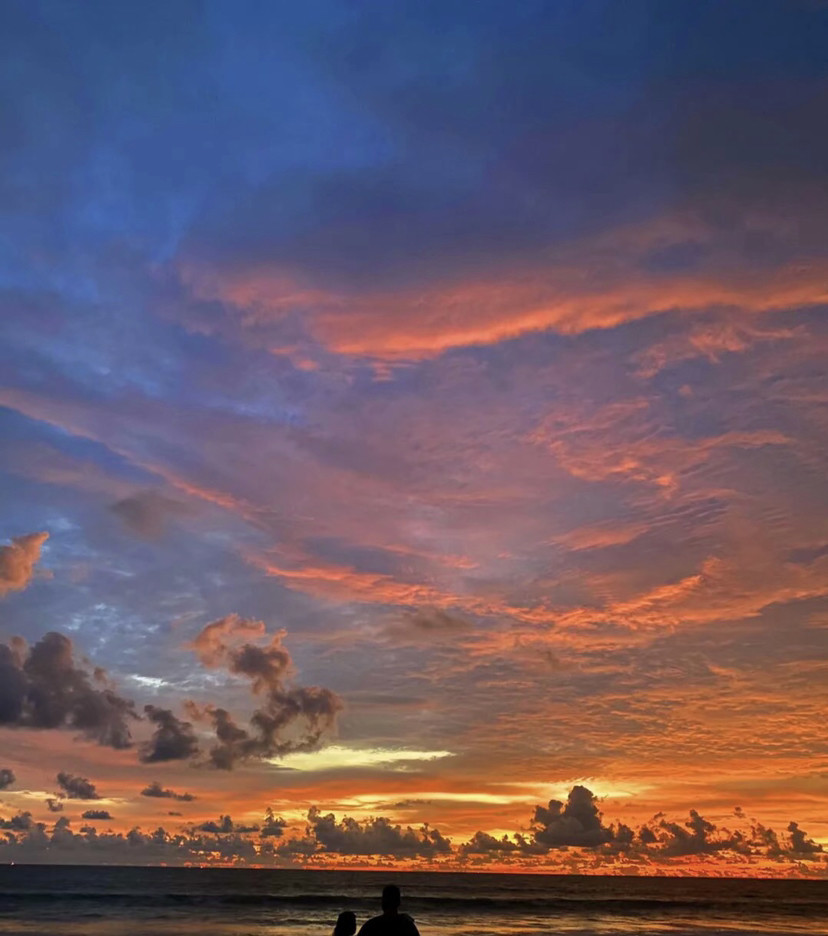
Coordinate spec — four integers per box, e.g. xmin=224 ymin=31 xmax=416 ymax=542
xmin=357 ymin=915 xmax=418 ymax=936
xmin=356 ymin=915 xmax=384 ymax=935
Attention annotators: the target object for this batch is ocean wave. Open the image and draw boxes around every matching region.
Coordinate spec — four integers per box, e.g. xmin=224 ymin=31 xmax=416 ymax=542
xmin=0 ymin=891 xmax=826 ymax=919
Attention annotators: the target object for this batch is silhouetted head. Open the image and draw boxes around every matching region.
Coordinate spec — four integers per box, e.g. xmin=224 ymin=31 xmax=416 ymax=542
xmin=333 ymin=910 xmax=356 ymax=936
xmin=381 ymin=884 xmax=401 ymax=914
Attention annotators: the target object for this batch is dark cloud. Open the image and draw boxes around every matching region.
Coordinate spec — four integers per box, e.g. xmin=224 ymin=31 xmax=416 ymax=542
xmin=202 ymin=707 xmax=248 ymax=771
xmin=0 ymin=531 xmax=48 ymax=596
xmin=189 ymin=614 xmax=266 ymax=666
xmin=788 ymin=821 xmax=823 ymax=856
xmin=140 ymin=781 xmax=195 ymax=802
xmin=0 ymin=627 xmax=333 ymax=770
xmin=531 ymin=785 xmax=615 ymax=849
xmin=45 ymin=798 xmax=63 ymax=813
xmin=261 ymin=808 xmax=286 ymax=839
xmin=190 ymin=620 xmax=342 ymax=769
xmin=109 ymin=490 xmax=190 ymax=539
xmin=0 ymin=788 xmax=823 ymax=869
xmin=306 ymin=806 xmax=451 ymax=858
xmin=0 ymin=812 xmax=34 ymax=831
xmin=270 ymin=834 xmax=319 ymax=858
xmin=628 ymin=810 xmax=825 ymax=863
xmin=461 ymin=786 xmax=827 ymax=866
xmin=139 ymin=706 xmax=200 ymax=763
xmin=386 ymin=608 xmax=473 ymax=643
xmin=0 ymin=768 xmax=15 ymax=790
xmin=0 ymin=627 xmax=329 ymax=770
xmin=195 ymin=815 xmax=259 ymax=834
xmin=196 ymin=815 xmax=234 ymax=834
xmin=648 ymin=809 xmax=746 ymax=857
xmin=56 ymin=772 xmax=100 ymax=800
xmin=228 ymin=638 xmax=293 ymax=693
xmin=405 ymin=608 xmax=471 ymax=634
xmin=204 ymin=684 xmax=342 ymax=770
xmin=459 ymin=830 xmax=524 ymax=856
xmin=0 ymin=816 xmax=259 ymax=866
xmin=638 ymin=824 xmax=657 ymax=846
xmin=0 ymin=632 xmax=137 ymax=748
xmin=189 ymin=614 xmax=267 ymax=668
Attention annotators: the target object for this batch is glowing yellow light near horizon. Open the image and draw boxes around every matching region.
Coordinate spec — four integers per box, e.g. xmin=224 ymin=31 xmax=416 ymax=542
xmin=269 ymin=745 xmax=455 ymax=772
xmin=344 ymin=791 xmax=540 ymax=806
xmin=491 ymin=779 xmax=653 ymax=800
xmin=13 ymin=789 xmax=123 ymax=806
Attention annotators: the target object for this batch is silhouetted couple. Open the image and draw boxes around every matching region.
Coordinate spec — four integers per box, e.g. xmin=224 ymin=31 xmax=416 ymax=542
xmin=333 ymin=885 xmax=420 ymax=935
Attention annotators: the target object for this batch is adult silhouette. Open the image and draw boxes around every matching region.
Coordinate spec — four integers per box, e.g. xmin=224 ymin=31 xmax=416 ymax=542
xmin=357 ymin=884 xmax=420 ymax=935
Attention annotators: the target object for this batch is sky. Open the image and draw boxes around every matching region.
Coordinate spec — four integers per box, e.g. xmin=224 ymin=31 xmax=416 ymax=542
xmin=1 ymin=0 xmax=828 ymax=874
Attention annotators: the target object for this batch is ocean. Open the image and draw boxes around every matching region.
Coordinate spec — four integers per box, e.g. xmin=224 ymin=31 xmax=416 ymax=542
xmin=0 ymin=866 xmax=826 ymax=936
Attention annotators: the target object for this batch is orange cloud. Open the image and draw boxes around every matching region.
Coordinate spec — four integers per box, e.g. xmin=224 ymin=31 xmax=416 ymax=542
xmin=248 ymin=552 xmax=457 ymax=607
xmin=180 ymin=209 xmax=828 ymax=359
xmin=547 ymin=549 xmax=828 ymax=635
xmin=529 ymin=399 xmax=789 ymax=491
xmin=0 ymin=531 xmax=49 ymax=597
xmin=632 ymin=312 xmax=802 ymax=378
xmin=188 ymin=614 xmax=268 ymax=666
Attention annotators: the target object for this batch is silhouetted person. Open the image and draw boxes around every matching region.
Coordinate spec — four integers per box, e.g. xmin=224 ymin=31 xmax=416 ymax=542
xmin=333 ymin=910 xmax=357 ymax=935
xmin=357 ymin=885 xmax=419 ymax=935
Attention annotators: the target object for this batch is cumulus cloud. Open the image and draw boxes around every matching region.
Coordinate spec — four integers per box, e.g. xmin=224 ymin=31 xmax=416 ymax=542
xmin=196 ymin=815 xmax=234 ymax=834
xmin=0 ymin=812 xmax=34 ymax=831
xmin=139 ymin=706 xmax=200 ymax=763
xmin=460 ymin=786 xmax=826 ymax=867
xmin=0 ymin=532 xmax=49 ymax=597
xmin=56 ymin=772 xmax=100 ymax=800
xmin=0 ymin=768 xmax=15 ymax=790
xmin=45 ymin=798 xmax=64 ymax=813
xmin=306 ymin=806 xmax=451 ymax=858
xmin=140 ymin=781 xmax=195 ymax=802
xmin=788 ymin=821 xmax=823 ymax=856
xmin=0 ymin=626 xmax=336 ymax=770
xmin=0 ymin=815 xmax=259 ymax=866
xmin=261 ymin=808 xmax=286 ymax=838
xmin=531 ymin=784 xmax=615 ymax=848
xmin=646 ymin=809 xmax=746 ymax=857
xmin=459 ymin=830 xmax=524 ymax=856
xmin=195 ymin=814 xmax=259 ymax=834
xmin=189 ymin=617 xmax=342 ymax=769
xmin=626 ymin=810 xmax=825 ymax=864
xmin=0 ymin=632 xmax=137 ymax=748
xmin=0 ymin=788 xmax=823 ymax=870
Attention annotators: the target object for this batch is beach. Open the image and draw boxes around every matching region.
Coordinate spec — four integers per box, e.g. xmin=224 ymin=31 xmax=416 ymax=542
xmin=1 ymin=866 xmax=826 ymax=936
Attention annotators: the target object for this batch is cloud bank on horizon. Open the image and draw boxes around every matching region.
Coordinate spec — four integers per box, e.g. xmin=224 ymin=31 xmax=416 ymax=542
xmin=0 ymin=781 xmax=824 ymax=874
xmin=1 ymin=0 xmax=827 ymax=873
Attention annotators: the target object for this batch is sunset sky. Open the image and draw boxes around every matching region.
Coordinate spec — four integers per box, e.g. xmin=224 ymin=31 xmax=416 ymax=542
xmin=1 ymin=0 xmax=828 ymax=874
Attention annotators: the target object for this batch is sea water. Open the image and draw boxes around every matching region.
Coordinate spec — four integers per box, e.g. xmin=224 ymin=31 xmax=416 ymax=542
xmin=0 ymin=866 xmax=826 ymax=936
